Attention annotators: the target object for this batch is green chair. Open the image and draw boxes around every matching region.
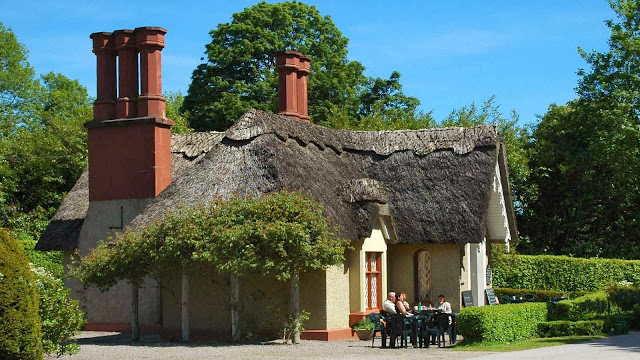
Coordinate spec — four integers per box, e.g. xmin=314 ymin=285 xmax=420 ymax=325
xmin=420 ymin=313 xmax=444 ymax=348
xmin=388 ymin=315 xmax=412 ymax=348
xmin=369 ymin=313 xmax=389 ymax=348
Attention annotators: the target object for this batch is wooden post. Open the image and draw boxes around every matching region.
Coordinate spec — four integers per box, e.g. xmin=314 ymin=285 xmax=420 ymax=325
xmin=290 ymin=270 xmax=300 ymax=344
xmin=182 ymin=272 xmax=190 ymax=342
xmin=230 ymin=274 xmax=241 ymax=341
xmin=130 ymin=281 xmax=139 ymax=341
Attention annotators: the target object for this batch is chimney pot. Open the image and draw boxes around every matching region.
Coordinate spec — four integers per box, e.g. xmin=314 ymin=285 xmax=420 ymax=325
xmin=297 ymin=55 xmax=311 ymax=122
xmin=114 ymin=30 xmax=138 ymax=119
xmin=135 ymin=27 xmax=167 ymax=117
xmin=90 ymin=32 xmax=116 ymax=121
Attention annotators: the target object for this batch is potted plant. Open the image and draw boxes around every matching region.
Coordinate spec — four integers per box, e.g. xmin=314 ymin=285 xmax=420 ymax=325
xmin=353 ymin=317 xmax=375 ymax=340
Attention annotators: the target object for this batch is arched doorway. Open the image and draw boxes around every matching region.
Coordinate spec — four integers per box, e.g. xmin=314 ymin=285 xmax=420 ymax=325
xmin=413 ymin=249 xmax=432 ymax=303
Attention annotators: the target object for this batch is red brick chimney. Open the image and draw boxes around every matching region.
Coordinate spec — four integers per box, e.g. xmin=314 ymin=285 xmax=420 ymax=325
xmin=86 ymin=27 xmax=173 ymax=202
xmin=275 ymin=51 xmax=311 ymax=123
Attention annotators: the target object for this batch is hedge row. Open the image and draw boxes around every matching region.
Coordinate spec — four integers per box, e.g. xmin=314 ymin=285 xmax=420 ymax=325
xmin=494 ymin=287 xmax=567 ymax=302
xmin=537 ymin=320 xmax=604 ymax=337
xmin=457 ymin=302 xmax=549 ymax=342
xmin=492 ymin=253 xmax=640 ymax=292
xmin=556 ymin=292 xmax=611 ymax=321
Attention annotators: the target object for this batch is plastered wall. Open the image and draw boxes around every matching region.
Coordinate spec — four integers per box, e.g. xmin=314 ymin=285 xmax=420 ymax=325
xmin=387 ymin=244 xmax=462 ymax=312
xmin=65 ymin=199 xmax=160 ymax=325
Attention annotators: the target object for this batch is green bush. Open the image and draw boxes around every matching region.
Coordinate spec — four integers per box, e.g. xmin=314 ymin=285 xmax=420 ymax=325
xmin=17 ymin=232 xmax=63 ymax=279
xmin=493 ymin=253 xmax=640 ymax=292
xmin=494 ymin=287 xmax=567 ymax=302
xmin=353 ymin=317 xmax=375 ymax=331
xmin=607 ymin=285 xmax=640 ymax=312
xmin=556 ymin=292 xmax=610 ymax=321
xmin=0 ymin=228 xmax=44 ymax=359
xmin=457 ymin=302 xmax=549 ymax=342
xmin=537 ymin=320 xmax=604 ymax=337
xmin=33 ymin=266 xmax=85 ymax=357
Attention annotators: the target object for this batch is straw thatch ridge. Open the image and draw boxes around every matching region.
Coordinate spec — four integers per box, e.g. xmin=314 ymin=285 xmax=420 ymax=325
xmin=35 ymin=131 xmax=224 ymax=251
xmin=128 ymin=109 xmax=505 ymax=245
xmin=38 ymin=109 xmax=510 ymax=250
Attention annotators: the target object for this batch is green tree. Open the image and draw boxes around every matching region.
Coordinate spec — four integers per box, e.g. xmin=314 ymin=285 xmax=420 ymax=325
xmin=183 ymin=1 xmax=367 ymax=131
xmin=0 ymin=228 xmax=43 ymax=360
xmin=165 ymin=91 xmax=192 ymax=134
xmin=0 ymin=22 xmax=42 ymax=136
xmin=519 ymin=0 xmax=640 ymax=258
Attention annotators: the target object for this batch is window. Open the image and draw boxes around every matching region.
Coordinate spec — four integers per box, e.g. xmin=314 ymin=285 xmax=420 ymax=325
xmin=364 ymin=252 xmax=382 ymax=310
xmin=414 ymin=249 xmax=432 ymax=303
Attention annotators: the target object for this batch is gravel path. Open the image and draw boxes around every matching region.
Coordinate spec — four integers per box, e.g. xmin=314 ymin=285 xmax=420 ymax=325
xmin=50 ymin=332 xmax=494 ymax=360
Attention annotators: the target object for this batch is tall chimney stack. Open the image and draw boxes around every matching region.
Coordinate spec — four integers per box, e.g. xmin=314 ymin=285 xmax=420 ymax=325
xmin=275 ymin=51 xmax=312 ymax=123
xmin=86 ymin=27 xmax=173 ymax=202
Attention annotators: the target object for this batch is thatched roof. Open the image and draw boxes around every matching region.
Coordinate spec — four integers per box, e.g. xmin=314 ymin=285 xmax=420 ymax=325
xmin=35 ymin=131 xmax=223 ymax=251
xmin=130 ymin=109 xmax=508 ymax=245
xmin=38 ymin=109 xmax=516 ymax=250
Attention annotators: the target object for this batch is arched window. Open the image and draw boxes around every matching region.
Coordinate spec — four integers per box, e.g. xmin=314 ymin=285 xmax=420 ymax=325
xmin=413 ymin=249 xmax=432 ymax=303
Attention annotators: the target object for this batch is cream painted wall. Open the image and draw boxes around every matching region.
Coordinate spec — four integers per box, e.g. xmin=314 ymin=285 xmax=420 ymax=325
xmin=324 ymin=265 xmax=350 ymax=329
xmin=161 ymin=267 xmax=342 ymax=334
xmin=387 ymin=244 xmax=462 ymax=312
xmin=65 ymin=199 xmax=160 ymax=325
xmin=349 ymin=219 xmax=388 ymax=314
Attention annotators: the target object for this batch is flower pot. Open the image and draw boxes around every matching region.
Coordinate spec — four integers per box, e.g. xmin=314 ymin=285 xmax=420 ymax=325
xmin=355 ymin=329 xmax=374 ymax=341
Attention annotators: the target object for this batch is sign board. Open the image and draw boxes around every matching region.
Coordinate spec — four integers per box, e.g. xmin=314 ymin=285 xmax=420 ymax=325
xmin=486 ymin=288 xmax=499 ymax=305
xmin=462 ymin=290 xmax=474 ymax=307
xmin=486 ymin=265 xmax=492 ymax=286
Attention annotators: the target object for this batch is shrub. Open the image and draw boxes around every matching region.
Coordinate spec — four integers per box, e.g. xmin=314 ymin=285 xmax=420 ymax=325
xmin=353 ymin=317 xmax=375 ymax=331
xmin=607 ymin=285 xmax=640 ymax=312
xmin=494 ymin=287 xmax=567 ymax=302
xmin=33 ymin=266 xmax=86 ymax=356
xmin=493 ymin=253 xmax=640 ymax=292
xmin=457 ymin=302 xmax=549 ymax=342
xmin=537 ymin=320 xmax=604 ymax=337
xmin=0 ymin=228 xmax=44 ymax=359
xmin=556 ymin=292 xmax=610 ymax=321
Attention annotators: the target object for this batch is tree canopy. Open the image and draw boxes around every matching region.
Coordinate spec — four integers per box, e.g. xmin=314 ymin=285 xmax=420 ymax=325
xmin=517 ymin=0 xmax=640 ymax=259
xmin=183 ymin=1 xmax=422 ymax=132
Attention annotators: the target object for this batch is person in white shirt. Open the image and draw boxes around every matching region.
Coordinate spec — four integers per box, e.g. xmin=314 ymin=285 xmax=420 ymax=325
xmin=382 ymin=292 xmax=397 ymax=314
xmin=437 ymin=295 xmax=452 ymax=313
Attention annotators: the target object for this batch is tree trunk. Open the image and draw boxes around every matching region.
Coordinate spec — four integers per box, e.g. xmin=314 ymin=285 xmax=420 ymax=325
xmin=290 ymin=269 xmax=300 ymax=344
xmin=130 ymin=281 xmax=140 ymax=341
xmin=181 ymin=271 xmax=190 ymax=342
xmin=230 ymin=274 xmax=241 ymax=341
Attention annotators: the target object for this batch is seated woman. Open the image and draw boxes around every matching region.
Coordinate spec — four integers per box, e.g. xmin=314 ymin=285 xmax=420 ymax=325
xmin=395 ymin=292 xmax=413 ymax=316
xmin=400 ymin=293 xmax=413 ymax=314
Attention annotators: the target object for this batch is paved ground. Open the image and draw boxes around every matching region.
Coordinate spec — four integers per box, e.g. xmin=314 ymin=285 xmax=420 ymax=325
xmin=50 ymin=332 xmax=490 ymax=360
xmin=469 ymin=332 xmax=640 ymax=360
xmin=50 ymin=331 xmax=640 ymax=360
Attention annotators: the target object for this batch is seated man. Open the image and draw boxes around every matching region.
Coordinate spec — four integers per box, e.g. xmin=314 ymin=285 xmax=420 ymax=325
xmin=383 ymin=292 xmax=397 ymax=314
xmin=436 ymin=295 xmax=452 ymax=313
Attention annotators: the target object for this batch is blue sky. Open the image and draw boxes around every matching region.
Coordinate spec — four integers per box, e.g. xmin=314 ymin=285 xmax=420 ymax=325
xmin=2 ymin=0 xmax=615 ymax=125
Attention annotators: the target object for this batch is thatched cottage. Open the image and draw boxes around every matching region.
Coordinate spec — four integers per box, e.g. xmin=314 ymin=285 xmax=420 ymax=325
xmin=36 ymin=27 xmax=517 ymax=340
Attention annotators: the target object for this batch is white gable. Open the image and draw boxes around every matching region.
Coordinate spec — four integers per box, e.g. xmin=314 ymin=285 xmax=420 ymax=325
xmin=486 ymin=159 xmax=511 ymax=251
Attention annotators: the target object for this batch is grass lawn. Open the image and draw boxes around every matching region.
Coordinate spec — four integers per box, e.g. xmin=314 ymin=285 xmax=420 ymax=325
xmin=452 ymin=335 xmax=607 ymax=352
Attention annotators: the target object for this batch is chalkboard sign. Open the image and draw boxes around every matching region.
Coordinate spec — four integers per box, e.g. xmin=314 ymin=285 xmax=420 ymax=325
xmin=486 ymin=265 xmax=492 ymax=285
xmin=462 ymin=290 xmax=474 ymax=307
xmin=486 ymin=288 xmax=499 ymax=305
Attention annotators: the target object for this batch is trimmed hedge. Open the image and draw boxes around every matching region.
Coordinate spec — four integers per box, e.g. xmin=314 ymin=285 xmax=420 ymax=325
xmin=0 ymin=228 xmax=44 ymax=359
xmin=537 ymin=320 xmax=604 ymax=337
xmin=494 ymin=287 xmax=567 ymax=302
xmin=556 ymin=292 xmax=610 ymax=321
xmin=457 ymin=302 xmax=550 ymax=342
xmin=493 ymin=253 xmax=640 ymax=292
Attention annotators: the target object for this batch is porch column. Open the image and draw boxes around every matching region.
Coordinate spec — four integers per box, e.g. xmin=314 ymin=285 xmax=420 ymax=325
xmin=469 ymin=238 xmax=487 ymax=306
